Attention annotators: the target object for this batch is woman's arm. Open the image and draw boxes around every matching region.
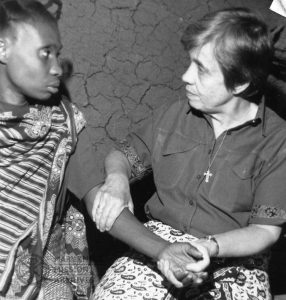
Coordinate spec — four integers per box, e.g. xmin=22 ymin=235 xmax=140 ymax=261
xmin=215 ymin=224 xmax=280 ymax=256
xmin=84 ymin=183 xmax=206 ymax=288
xmin=185 ymin=224 xmax=281 ymax=273
xmin=106 ymin=207 xmax=206 ymax=287
xmin=83 ymin=149 xmax=206 ymax=287
xmin=84 ymin=149 xmax=133 ymax=231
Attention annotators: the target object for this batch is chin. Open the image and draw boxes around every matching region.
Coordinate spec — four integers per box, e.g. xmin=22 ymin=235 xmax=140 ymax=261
xmin=188 ymin=99 xmax=201 ymax=109
xmin=33 ymin=96 xmax=52 ymax=102
xmin=26 ymin=92 xmax=55 ymax=104
xmin=39 ymin=90 xmax=59 ymax=100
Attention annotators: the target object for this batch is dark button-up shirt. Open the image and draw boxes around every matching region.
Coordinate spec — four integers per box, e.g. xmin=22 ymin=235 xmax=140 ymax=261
xmin=122 ymin=99 xmax=286 ymax=237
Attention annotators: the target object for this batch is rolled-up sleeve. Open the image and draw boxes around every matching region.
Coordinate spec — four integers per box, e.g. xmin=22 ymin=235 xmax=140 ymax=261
xmin=115 ymin=109 xmax=159 ymax=181
xmin=115 ymin=101 xmax=185 ymax=181
xmin=250 ymin=148 xmax=286 ymax=226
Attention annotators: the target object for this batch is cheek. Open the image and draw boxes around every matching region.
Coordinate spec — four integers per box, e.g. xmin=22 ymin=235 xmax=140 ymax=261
xmin=19 ymin=65 xmax=46 ymax=85
xmin=196 ymin=78 xmax=212 ymax=96
xmin=201 ymin=78 xmax=223 ymax=93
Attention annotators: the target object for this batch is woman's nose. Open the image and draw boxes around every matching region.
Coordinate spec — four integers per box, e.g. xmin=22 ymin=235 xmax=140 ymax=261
xmin=50 ymin=58 xmax=63 ymax=78
xmin=182 ymin=63 xmax=194 ymax=84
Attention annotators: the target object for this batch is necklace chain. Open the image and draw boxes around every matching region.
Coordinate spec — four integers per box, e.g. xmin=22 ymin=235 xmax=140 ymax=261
xmin=204 ymin=131 xmax=228 ymax=183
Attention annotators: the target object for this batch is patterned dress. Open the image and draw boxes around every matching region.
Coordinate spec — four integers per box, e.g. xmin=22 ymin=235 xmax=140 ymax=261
xmin=0 ymin=97 xmax=95 ymax=299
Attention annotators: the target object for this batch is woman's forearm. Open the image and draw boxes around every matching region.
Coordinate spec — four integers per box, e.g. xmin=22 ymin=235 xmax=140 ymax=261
xmin=109 ymin=208 xmax=169 ymax=260
xmin=215 ymin=224 xmax=281 ymax=257
xmin=198 ymin=224 xmax=282 ymax=258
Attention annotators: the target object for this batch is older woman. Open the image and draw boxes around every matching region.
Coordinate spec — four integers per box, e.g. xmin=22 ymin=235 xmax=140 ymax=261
xmin=87 ymin=7 xmax=286 ymax=300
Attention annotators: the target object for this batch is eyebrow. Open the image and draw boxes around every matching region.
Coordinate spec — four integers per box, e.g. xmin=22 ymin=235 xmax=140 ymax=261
xmin=42 ymin=44 xmax=63 ymax=51
xmin=192 ymin=57 xmax=209 ymax=72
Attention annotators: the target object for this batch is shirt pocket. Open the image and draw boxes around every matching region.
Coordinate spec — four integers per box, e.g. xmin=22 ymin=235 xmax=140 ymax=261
xmin=227 ymin=152 xmax=261 ymax=179
xmin=153 ymin=131 xmax=201 ymax=188
xmin=209 ymin=152 xmax=262 ymax=212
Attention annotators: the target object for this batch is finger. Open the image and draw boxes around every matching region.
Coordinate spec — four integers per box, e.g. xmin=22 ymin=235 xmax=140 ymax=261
xmin=92 ymin=190 xmax=104 ymax=222
xmin=100 ymin=191 xmax=132 ymax=231
xmin=157 ymin=260 xmax=163 ymax=270
xmin=196 ymin=271 xmax=208 ymax=281
xmin=157 ymin=259 xmax=165 ymax=276
xmin=91 ymin=189 xmax=102 ymax=222
xmin=180 ymin=272 xmax=194 ymax=287
xmin=97 ymin=195 xmax=113 ymax=231
xmin=95 ymin=196 xmax=110 ymax=231
xmin=160 ymin=259 xmax=169 ymax=275
xmin=191 ymin=272 xmax=208 ymax=285
xmin=104 ymin=204 xmax=125 ymax=231
xmin=161 ymin=260 xmax=183 ymax=288
xmin=94 ymin=194 xmax=105 ymax=218
xmin=199 ymin=271 xmax=208 ymax=279
xmin=166 ymin=271 xmax=183 ymax=288
xmin=128 ymin=199 xmax=134 ymax=214
xmin=98 ymin=193 xmax=125 ymax=231
xmin=173 ymin=268 xmax=188 ymax=281
xmin=186 ymin=244 xmax=210 ymax=272
xmin=186 ymin=257 xmax=209 ymax=272
xmin=173 ymin=268 xmax=195 ymax=287
xmin=157 ymin=259 xmax=169 ymax=279
xmin=186 ymin=244 xmax=203 ymax=260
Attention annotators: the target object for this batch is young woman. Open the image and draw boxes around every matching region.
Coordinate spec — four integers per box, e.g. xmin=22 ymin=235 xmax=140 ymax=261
xmin=0 ymin=1 xmax=102 ymax=298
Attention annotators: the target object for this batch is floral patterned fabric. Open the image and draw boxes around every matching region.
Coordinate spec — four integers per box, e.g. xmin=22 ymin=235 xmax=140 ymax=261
xmin=41 ymin=199 xmax=96 ymax=300
xmin=0 ymin=97 xmax=95 ymax=299
xmin=92 ymin=221 xmax=271 ymax=300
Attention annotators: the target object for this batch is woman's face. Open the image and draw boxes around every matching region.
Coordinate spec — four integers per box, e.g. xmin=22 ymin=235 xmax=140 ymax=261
xmin=182 ymin=42 xmax=234 ymax=115
xmin=1 ymin=21 xmax=63 ymax=105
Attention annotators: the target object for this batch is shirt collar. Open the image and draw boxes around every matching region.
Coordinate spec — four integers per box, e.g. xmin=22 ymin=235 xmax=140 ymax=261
xmin=258 ymin=97 xmax=267 ymax=137
xmin=186 ymin=97 xmax=266 ymax=137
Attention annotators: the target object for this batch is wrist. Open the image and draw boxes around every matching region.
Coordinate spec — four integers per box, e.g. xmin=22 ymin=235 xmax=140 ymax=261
xmin=156 ymin=240 xmax=172 ymax=261
xmin=106 ymin=172 xmax=129 ymax=183
xmin=200 ymin=235 xmax=220 ymax=257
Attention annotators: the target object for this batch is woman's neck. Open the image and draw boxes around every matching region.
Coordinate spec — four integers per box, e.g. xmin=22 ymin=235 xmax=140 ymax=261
xmin=211 ymin=101 xmax=259 ymax=138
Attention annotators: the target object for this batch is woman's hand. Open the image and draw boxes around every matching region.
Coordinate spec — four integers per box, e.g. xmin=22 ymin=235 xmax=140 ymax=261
xmin=157 ymin=242 xmax=208 ymax=288
xmin=92 ymin=173 xmax=134 ymax=232
xmin=184 ymin=242 xmax=211 ymax=273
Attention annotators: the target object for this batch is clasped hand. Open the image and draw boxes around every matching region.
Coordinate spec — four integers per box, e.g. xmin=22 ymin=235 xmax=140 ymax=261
xmin=157 ymin=242 xmax=209 ymax=288
xmin=90 ymin=174 xmax=210 ymax=288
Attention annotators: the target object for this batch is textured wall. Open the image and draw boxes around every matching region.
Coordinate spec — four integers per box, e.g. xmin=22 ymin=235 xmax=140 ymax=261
xmin=42 ymin=0 xmax=286 ymax=163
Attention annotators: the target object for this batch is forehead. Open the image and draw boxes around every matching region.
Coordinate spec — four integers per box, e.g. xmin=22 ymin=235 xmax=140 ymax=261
xmin=190 ymin=43 xmax=220 ymax=72
xmin=12 ymin=21 xmax=61 ymax=50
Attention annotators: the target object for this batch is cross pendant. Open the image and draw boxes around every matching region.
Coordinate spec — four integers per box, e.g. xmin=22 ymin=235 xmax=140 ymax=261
xmin=204 ymin=169 xmax=213 ymax=182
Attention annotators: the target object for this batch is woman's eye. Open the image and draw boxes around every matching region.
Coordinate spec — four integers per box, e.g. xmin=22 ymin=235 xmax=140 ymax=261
xmin=40 ymin=49 xmax=51 ymax=59
xmin=198 ymin=65 xmax=204 ymax=74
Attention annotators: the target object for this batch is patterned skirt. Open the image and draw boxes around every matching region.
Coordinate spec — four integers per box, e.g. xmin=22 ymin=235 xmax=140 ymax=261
xmin=92 ymin=220 xmax=271 ymax=300
xmin=40 ymin=200 xmax=98 ymax=300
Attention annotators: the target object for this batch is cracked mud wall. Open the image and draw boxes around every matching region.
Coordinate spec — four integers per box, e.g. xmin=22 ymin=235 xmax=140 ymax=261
xmin=40 ymin=0 xmax=286 ymax=167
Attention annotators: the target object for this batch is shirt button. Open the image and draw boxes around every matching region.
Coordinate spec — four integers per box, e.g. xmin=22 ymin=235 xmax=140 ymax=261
xmin=189 ymin=199 xmax=193 ymax=205
xmin=197 ymin=174 xmax=202 ymax=180
xmin=227 ymin=131 xmax=231 ymax=135
xmin=208 ymin=149 xmax=212 ymax=154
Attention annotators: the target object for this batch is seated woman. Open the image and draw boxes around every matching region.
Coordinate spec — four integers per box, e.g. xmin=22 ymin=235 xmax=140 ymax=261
xmin=86 ymin=7 xmax=286 ymax=300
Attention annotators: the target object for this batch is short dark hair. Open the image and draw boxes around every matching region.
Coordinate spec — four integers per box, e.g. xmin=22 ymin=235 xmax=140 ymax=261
xmin=181 ymin=8 xmax=272 ymax=98
xmin=0 ymin=0 xmax=58 ymax=36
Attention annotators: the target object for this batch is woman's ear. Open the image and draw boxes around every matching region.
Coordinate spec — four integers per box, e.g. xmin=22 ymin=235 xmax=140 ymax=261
xmin=0 ymin=39 xmax=7 ymax=64
xmin=233 ymin=82 xmax=250 ymax=96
